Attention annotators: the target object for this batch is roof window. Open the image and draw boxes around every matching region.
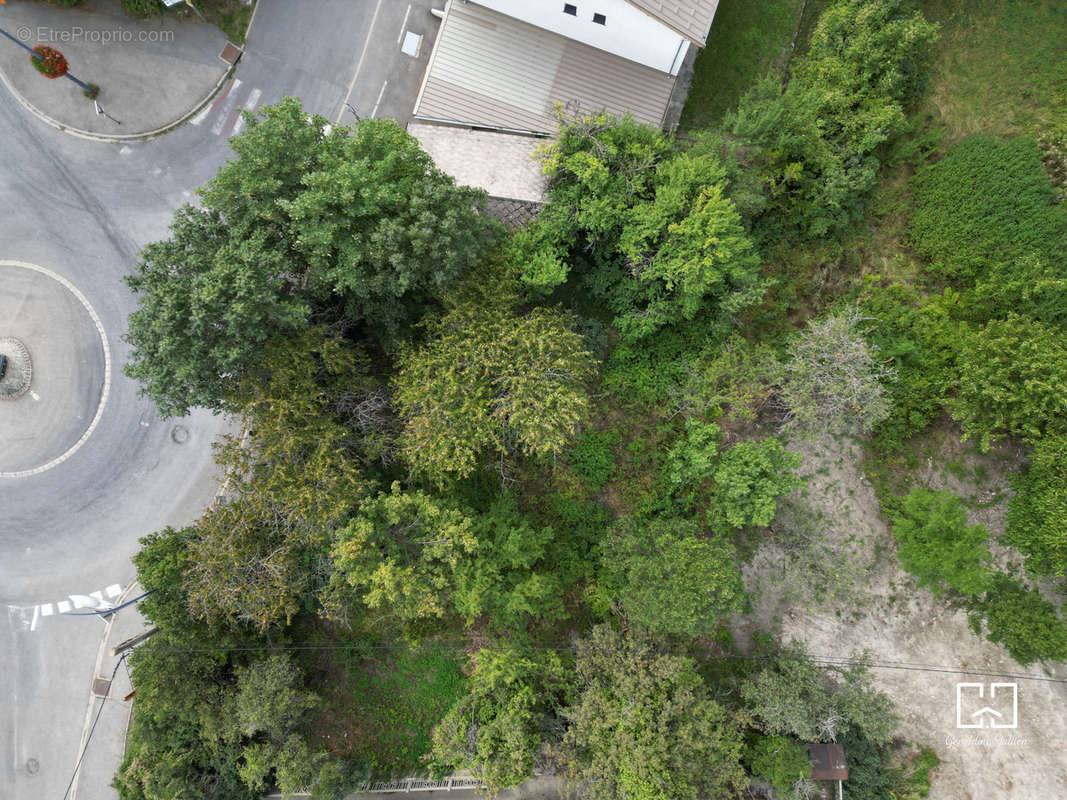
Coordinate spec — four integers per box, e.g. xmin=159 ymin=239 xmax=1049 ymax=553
xmin=563 ymin=4 xmax=577 ymax=15
xmin=592 ymin=12 xmax=606 ymax=25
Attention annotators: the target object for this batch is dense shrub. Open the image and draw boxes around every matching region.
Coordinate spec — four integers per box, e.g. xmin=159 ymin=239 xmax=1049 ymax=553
xmin=969 ymin=575 xmax=1067 ymax=666
xmin=567 ymin=430 xmax=619 ymax=492
xmin=743 ymin=734 xmax=812 ymax=797
xmin=514 ymin=112 xmax=767 ymax=342
xmin=890 ymin=488 xmax=992 ymax=598
xmin=778 ymin=307 xmax=896 ymax=439
xmin=558 ymin=625 xmax=748 ymax=800
xmin=861 ymin=283 xmax=962 ymax=450
xmin=1006 ymin=435 xmax=1067 ymax=579
xmin=728 ymin=0 xmax=938 ymax=238
xmin=600 ymin=516 xmax=745 ymax=637
xmin=430 ymin=650 xmax=571 ymax=792
xmin=909 ymin=136 xmax=1067 ymax=281
xmin=951 ymin=314 xmax=1067 ymax=450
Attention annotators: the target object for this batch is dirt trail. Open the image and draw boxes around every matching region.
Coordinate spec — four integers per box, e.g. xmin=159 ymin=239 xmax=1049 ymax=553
xmin=739 ymin=435 xmax=1067 ymax=799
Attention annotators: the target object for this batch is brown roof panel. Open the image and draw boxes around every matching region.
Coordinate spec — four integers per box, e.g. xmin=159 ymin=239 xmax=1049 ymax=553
xmin=413 ymin=2 xmax=676 ymax=134
xmin=624 ymin=0 xmax=721 ymax=45
xmin=808 ymin=743 xmax=849 ymax=781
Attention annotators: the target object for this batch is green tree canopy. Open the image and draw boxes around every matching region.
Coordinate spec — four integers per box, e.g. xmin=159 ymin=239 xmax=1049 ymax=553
xmin=325 ymin=483 xmax=478 ymax=627
xmin=728 ymin=0 xmax=938 ymax=237
xmin=393 ymin=302 xmax=595 ymax=484
xmin=513 ymin=112 xmax=766 ymax=341
xmin=741 ymin=644 xmax=897 ymax=745
xmin=431 ymin=649 xmax=571 ymax=792
xmin=125 ymin=98 xmax=494 ymax=415
xmin=600 ymin=516 xmax=745 ymax=637
xmin=559 ymin=625 xmax=748 ymax=800
xmin=180 ymin=329 xmax=372 ymax=632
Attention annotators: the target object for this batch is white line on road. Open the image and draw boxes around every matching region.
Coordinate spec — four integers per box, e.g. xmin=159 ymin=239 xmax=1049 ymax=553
xmin=371 ymin=80 xmax=388 ymax=119
xmin=57 ymin=600 xmax=71 ymax=614
xmin=0 ymin=261 xmax=112 ymax=479
xmin=231 ymin=87 xmax=263 ymax=137
xmin=211 ymin=78 xmax=243 ymax=136
xmin=398 ymin=4 xmax=412 ymax=44
xmin=105 ymin=584 xmax=122 ymax=598
xmin=30 ymin=605 xmax=39 ymax=632
xmin=336 ymin=0 xmax=386 ymax=124
xmin=188 ymin=102 xmax=212 ymax=126
xmin=39 ymin=603 xmax=54 ymax=616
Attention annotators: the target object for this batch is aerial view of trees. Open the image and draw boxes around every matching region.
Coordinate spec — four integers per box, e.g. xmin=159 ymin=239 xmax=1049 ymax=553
xmin=115 ymin=0 xmax=1067 ymax=798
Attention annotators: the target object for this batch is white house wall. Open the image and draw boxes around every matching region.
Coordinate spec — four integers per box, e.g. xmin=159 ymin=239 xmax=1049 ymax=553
xmin=469 ymin=0 xmax=689 ymax=75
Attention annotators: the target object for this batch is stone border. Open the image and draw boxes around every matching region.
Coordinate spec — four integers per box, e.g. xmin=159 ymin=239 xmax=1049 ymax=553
xmin=0 ymin=337 xmax=33 ymax=400
xmin=0 ymin=261 xmax=111 ymax=479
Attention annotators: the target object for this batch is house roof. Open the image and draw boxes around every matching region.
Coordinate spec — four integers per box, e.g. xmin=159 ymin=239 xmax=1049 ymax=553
xmin=407 ymin=123 xmax=548 ymax=203
xmin=808 ymin=743 xmax=849 ymax=781
xmin=624 ymin=0 xmax=721 ymax=45
xmin=413 ymin=1 xmax=678 ymax=134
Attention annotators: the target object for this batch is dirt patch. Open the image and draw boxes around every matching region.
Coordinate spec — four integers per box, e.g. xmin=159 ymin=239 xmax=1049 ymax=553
xmin=739 ymin=434 xmax=1067 ymax=799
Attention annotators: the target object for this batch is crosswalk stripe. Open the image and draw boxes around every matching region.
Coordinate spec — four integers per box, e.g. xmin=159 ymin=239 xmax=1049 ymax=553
xmin=230 ymin=87 xmax=263 ymax=137
xmin=210 ymin=78 xmax=243 ymax=136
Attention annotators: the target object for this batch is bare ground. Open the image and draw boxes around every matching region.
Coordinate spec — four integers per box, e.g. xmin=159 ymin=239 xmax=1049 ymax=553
xmin=736 ymin=434 xmax=1067 ymax=799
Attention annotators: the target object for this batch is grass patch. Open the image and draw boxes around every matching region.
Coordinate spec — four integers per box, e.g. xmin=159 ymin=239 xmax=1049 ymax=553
xmin=679 ymin=0 xmax=806 ymax=131
xmin=200 ymin=0 xmax=256 ymax=44
xmin=312 ymin=645 xmax=467 ymax=776
xmin=922 ymin=0 xmax=1067 ymax=139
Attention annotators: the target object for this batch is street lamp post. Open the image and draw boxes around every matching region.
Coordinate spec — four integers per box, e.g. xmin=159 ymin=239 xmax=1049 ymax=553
xmin=0 ymin=25 xmax=99 ymax=95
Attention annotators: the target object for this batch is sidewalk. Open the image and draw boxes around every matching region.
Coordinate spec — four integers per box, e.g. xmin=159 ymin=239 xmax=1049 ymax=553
xmin=66 ymin=583 xmax=149 ymax=800
xmin=0 ymin=0 xmax=230 ymax=138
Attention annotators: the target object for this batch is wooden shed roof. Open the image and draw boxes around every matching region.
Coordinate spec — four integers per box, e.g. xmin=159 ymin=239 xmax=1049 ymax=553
xmin=808 ymin=742 xmax=849 ymax=781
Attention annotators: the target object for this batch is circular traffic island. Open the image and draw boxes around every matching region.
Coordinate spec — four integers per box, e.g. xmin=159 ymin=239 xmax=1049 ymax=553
xmin=0 ymin=262 xmax=109 ymax=477
xmin=0 ymin=337 xmax=33 ymax=399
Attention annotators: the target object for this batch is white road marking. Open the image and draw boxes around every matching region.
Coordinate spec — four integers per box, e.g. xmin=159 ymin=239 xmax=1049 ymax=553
xmin=211 ymin=78 xmax=243 ymax=136
xmin=335 ymin=0 xmax=385 ymax=123
xmin=188 ymin=102 xmax=213 ymax=126
xmin=39 ymin=603 xmax=54 ymax=616
xmin=119 ymin=146 xmax=132 ymax=156
xmin=371 ymin=80 xmax=388 ymax=119
xmin=89 ymin=590 xmax=104 ymax=603
xmin=105 ymin=584 xmax=122 ymax=598
xmin=30 ymin=605 xmax=39 ymax=632
xmin=30 ymin=391 xmax=39 ymax=401
xmin=57 ymin=600 xmax=72 ymax=614
xmin=398 ymin=4 xmax=412 ymax=44
xmin=231 ymin=87 xmax=263 ymax=137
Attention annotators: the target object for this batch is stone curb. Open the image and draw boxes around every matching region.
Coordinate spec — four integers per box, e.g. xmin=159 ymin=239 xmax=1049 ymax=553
xmin=0 ymin=59 xmax=233 ymax=142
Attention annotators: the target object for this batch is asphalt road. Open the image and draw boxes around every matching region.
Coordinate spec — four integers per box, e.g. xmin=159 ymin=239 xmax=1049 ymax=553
xmin=0 ymin=2 xmax=444 ymax=798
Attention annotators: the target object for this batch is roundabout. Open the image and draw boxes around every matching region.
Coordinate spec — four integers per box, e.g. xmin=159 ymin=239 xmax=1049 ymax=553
xmin=0 ymin=260 xmax=110 ymax=478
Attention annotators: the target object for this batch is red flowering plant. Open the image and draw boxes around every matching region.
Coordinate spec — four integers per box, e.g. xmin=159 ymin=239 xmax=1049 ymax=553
xmin=30 ymin=45 xmax=68 ymax=79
